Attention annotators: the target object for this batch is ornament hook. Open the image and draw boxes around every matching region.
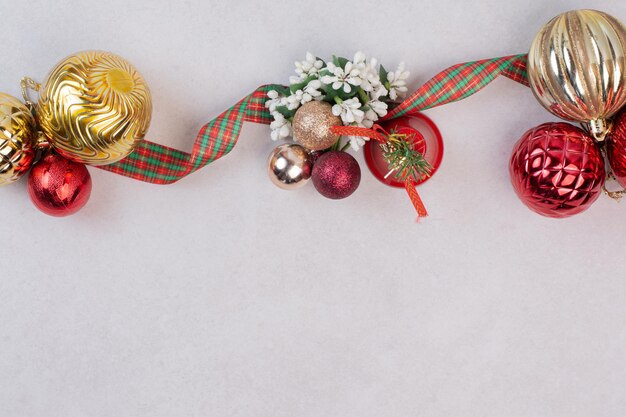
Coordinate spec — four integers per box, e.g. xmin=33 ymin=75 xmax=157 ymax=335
xmin=602 ymin=173 xmax=626 ymax=201
xmin=20 ymin=77 xmax=41 ymax=111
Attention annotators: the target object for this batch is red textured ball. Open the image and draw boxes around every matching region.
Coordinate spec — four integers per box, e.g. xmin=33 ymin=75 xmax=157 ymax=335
xmin=312 ymin=151 xmax=361 ymax=199
xmin=608 ymin=109 xmax=626 ymax=188
xmin=509 ymin=122 xmax=605 ymax=218
xmin=28 ymin=153 xmax=92 ymax=217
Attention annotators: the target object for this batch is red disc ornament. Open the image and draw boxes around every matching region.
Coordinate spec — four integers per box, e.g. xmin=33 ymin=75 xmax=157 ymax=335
xmin=608 ymin=109 xmax=626 ymax=188
xmin=509 ymin=122 xmax=605 ymax=218
xmin=364 ymin=113 xmax=443 ymax=187
xmin=28 ymin=153 xmax=92 ymax=217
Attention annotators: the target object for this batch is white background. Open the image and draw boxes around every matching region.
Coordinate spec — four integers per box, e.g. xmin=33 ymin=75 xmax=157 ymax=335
xmin=1 ymin=0 xmax=625 ymax=416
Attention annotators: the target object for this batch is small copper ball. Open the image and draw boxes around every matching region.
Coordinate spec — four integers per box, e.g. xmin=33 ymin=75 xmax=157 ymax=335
xmin=267 ymin=144 xmax=312 ymax=190
xmin=292 ymin=101 xmax=342 ymax=151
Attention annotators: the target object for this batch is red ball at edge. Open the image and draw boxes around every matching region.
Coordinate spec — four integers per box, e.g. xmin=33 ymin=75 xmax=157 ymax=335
xmin=509 ymin=122 xmax=605 ymax=218
xmin=28 ymin=153 xmax=92 ymax=217
xmin=608 ymin=109 xmax=626 ymax=188
xmin=312 ymin=151 xmax=361 ymax=199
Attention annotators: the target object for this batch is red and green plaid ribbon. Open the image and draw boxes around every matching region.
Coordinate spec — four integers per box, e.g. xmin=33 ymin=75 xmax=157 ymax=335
xmin=100 ymin=54 xmax=529 ymax=184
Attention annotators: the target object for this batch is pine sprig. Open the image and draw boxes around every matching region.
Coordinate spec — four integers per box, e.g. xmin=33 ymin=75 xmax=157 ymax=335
xmin=380 ymin=131 xmax=432 ymax=183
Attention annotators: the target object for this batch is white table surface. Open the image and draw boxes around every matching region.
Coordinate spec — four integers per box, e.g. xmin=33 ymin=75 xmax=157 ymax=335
xmin=1 ymin=0 xmax=625 ymax=416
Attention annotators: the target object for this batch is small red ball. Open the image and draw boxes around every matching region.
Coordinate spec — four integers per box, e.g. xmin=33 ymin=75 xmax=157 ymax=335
xmin=608 ymin=109 xmax=626 ymax=188
xmin=312 ymin=151 xmax=361 ymax=199
xmin=28 ymin=153 xmax=92 ymax=217
xmin=509 ymin=122 xmax=605 ymax=218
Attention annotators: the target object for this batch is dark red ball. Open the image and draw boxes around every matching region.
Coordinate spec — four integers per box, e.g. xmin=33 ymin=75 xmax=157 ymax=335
xmin=28 ymin=153 xmax=92 ymax=217
xmin=312 ymin=151 xmax=361 ymax=199
xmin=608 ymin=109 xmax=626 ymax=188
xmin=509 ymin=122 xmax=605 ymax=218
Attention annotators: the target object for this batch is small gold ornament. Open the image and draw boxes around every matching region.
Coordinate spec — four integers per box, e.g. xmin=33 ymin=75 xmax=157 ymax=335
xmin=267 ymin=144 xmax=312 ymax=189
xmin=528 ymin=9 xmax=626 ymax=141
xmin=36 ymin=50 xmax=152 ymax=165
xmin=0 ymin=93 xmax=36 ymax=186
xmin=292 ymin=101 xmax=342 ymax=151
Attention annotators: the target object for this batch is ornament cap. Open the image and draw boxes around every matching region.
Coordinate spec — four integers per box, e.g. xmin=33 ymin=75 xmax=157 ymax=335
xmin=587 ymin=118 xmax=611 ymax=142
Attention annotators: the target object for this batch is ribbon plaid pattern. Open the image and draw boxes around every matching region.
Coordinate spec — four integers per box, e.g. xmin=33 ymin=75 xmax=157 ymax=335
xmin=100 ymin=54 xmax=529 ymax=184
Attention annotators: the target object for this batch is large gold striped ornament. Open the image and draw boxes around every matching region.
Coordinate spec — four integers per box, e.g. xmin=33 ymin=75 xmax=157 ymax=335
xmin=0 ymin=93 xmax=36 ymax=186
xmin=37 ymin=50 xmax=152 ymax=165
xmin=528 ymin=10 xmax=626 ymax=141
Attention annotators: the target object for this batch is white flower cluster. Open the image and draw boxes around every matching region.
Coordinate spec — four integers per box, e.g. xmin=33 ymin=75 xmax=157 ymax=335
xmin=266 ymin=52 xmax=410 ymax=150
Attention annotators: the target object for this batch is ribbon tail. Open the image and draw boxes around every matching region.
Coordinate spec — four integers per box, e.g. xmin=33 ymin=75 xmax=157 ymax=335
xmin=404 ymin=179 xmax=428 ymax=220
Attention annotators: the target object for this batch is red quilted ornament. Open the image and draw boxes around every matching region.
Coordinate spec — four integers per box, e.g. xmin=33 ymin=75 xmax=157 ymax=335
xmin=509 ymin=122 xmax=605 ymax=218
xmin=608 ymin=110 xmax=626 ymax=188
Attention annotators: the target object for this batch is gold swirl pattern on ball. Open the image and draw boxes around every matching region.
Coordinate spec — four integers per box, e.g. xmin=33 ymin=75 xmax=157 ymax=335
xmin=37 ymin=50 xmax=152 ymax=166
xmin=0 ymin=93 xmax=36 ymax=186
xmin=528 ymin=10 xmax=626 ymax=140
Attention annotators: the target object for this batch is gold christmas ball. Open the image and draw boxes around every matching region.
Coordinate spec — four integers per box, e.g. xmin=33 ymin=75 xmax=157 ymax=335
xmin=268 ymin=143 xmax=312 ymax=190
xmin=528 ymin=10 xmax=626 ymax=141
xmin=37 ymin=50 xmax=152 ymax=166
xmin=0 ymin=93 xmax=36 ymax=186
xmin=292 ymin=101 xmax=342 ymax=151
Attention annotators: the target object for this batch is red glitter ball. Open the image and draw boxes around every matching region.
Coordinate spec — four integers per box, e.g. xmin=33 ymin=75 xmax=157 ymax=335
xmin=28 ymin=153 xmax=92 ymax=217
xmin=312 ymin=151 xmax=361 ymax=199
xmin=608 ymin=109 xmax=626 ymax=188
xmin=509 ymin=122 xmax=605 ymax=218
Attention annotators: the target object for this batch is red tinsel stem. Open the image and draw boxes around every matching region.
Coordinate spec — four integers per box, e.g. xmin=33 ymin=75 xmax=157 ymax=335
xmin=329 ymin=125 xmax=387 ymax=142
xmin=404 ymin=179 xmax=428 ymax=220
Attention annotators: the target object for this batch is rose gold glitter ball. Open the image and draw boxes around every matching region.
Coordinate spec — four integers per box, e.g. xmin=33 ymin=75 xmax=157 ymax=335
xmin=292 ymin=101 xmax=342 ymax=151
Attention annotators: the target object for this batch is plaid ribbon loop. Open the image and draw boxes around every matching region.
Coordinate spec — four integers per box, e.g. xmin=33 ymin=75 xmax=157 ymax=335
xmin=100 ymin=54 xmax=529 ymax=184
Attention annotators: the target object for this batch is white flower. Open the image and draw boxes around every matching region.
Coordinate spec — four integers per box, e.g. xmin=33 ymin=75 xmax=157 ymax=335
xmin=303 ymin=79 xmax=323 ymax=100
xmin=295 ymin=52 xmax=325 ymax=79
xmin=286 ymin=80 xmax=322 ymax=108
xmin=321 ymin=61 xmax=363 ymax=94
xmin=286 ymin=90 xmax=311 ymax=108
xmin=359 ymin=57 xmax=383 ymax=93
xmin=331 ymin=98 xmax=364 ymax=124
xmin=348 ymin=136 xmax=367 ymax=151
xmin=387 ymin=62 xmax=410 ymax=100
xmin=370 ymin=84 xmax=389 ymax=101
xmin=266 ymin=90 xmax=289 ymax=113
xmin=348 ymin=135 xmax=366 ymax=151
xmin=367 ymin=99 xmax=388 ymax=118
xmin=352 ymin=51 xmax=367 ymax=70
xmin=357 ymin=99 xmax=388 ymax=129
xmin=269 ymin=112 xmax=291 ymax=141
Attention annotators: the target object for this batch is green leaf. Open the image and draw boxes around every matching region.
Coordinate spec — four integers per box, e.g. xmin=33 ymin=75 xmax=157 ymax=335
xmin=332 ymin=55 xmax=349 ymax=68
xmin=318 ymin=68 xmax=331 ymax=78
xmin=273 ymin=86 xmax=291 ymax=97
xmin=323 ymin=84 xmax=340 ymax=103
xmin=289 ymin=74 xmax=317 ymax=94
xmin=339 ymin=85 xmax=359 ymax=100
xmin=324 ymin=82 xmax=358 ymax=102
xmin=274 ymin=105 xmax=296 ymax=119
xmin=357 ymin=88 xmax=370 ymax=104
xmin=381 ymin=132 xmax=433 ymax=183
xmin=379 ymin=64 xmax=389 ymax=85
